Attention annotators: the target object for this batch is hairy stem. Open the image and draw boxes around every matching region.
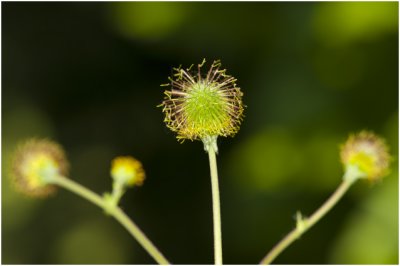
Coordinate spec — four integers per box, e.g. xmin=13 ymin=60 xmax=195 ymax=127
xmin=205 ymin=137 xmax=223 ymax=265
xmin=51 ymin=175 xmax=170 ymax=265
xmin=260 ymin=179 xmax=355 ymax=264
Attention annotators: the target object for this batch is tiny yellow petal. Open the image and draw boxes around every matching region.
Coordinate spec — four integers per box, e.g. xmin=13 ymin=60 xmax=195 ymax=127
xmin=111 ymin=156 xmax=145 ymax=186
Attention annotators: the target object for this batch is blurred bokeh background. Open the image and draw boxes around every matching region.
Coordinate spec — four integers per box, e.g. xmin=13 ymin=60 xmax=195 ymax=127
xmin=2 ymin=2 xmax=398 ymax=264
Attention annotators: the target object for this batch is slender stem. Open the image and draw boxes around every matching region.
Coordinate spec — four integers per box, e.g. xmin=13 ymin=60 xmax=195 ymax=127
xmin=112 ymin=207 xmax=170 ymax=265
xmin=110 ymin=180 xmax=125 ymax=207
xmin=207 ymin=147 xmax=223 ymax=265
xmin=260 ymin=179 xmax=355 ymax=265
xmin=51 ymin=175 xmax=170 ymax=265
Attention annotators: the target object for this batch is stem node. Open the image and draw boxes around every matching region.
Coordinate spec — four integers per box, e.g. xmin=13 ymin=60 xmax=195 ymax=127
xmin=259 ymin=179 xmax=355 ymax=265
xmin=52 ymin=175 xmax=170 ymax=265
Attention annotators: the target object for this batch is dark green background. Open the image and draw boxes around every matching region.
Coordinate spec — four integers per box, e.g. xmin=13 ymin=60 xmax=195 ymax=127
xmin=2 ymin=2 xmax=398 ymax=264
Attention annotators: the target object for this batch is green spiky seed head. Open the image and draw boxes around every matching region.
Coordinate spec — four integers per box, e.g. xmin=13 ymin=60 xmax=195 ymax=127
xmin=160 ymin=59 xmax=244 ymax=142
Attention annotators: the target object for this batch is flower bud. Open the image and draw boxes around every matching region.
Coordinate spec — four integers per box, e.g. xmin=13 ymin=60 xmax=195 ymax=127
xmin=340 ymin=131 xmax=390 ymax=182
xmin=110 ymin=156 xmax=145 ymax=187
xmin=11 ymin=139 xmax=69 ymax=197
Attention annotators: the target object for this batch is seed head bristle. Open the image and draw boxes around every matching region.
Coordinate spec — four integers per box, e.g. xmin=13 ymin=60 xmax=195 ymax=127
xmin=160 ymin=59 xmax=245 ymax=142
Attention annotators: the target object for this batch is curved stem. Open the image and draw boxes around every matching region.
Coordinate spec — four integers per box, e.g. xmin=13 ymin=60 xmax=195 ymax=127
xmin=51 ymin=175 xmax=170 ymax=265
xmin=207 ymin=146 xmax=223 ymax=265
xmin=260 ymin=179 xmax=355 ymax=265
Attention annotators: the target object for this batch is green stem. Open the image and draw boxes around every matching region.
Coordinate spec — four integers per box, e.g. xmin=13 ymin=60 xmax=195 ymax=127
xmin=51 ymin=175 xmax=170 ymax=265
xmin=110 ymin=180 xmax=125 ymax=207
xmin=207 ymin=144 xmax=223 ymax=265
xmin=260 ymin=179 xmax=355 ymax=265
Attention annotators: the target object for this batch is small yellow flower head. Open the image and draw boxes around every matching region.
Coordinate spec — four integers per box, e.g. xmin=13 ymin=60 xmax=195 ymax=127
xmin=340 ymin=131 xmax=391 ymax=182
xmin=111 ymin=156 xmax=145 ymax=186
xmin=11 ymin=139 xmax=69 ymax=197
xmin=160 ymin=59 xmax=245 ymax=142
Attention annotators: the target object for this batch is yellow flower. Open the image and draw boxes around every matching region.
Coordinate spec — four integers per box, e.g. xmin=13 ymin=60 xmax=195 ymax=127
xmin=111 ymin=156 xmax=145 ymax=186
xmin=340 ymin=131 xmax=391 ymax=182
xmin=160 ymin=59 xmax=245 ymax=142
xmin=11 ymin=139 xmax=69 ymax=197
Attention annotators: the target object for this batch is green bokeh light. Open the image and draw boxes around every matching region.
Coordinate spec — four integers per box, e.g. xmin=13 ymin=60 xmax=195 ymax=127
xmin=314 ymin=2 xmax=398 ymax=46
xmin=51 ymin=220 xmax=131 ymax=264
xmin=110 ymin=2 xmax=189 ymax=41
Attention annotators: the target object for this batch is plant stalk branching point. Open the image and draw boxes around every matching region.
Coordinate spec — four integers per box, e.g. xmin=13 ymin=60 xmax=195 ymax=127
xmin=51 ymin=175 xmax=171 ymax=265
